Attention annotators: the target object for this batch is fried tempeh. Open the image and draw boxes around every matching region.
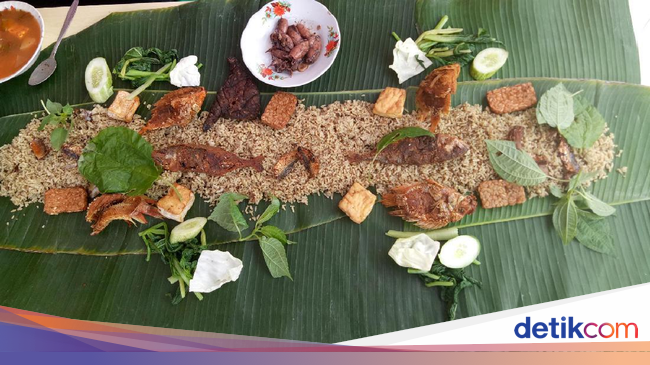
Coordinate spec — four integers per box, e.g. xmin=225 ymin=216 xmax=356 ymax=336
xmin=486 ymin=83 xmax=537 ymax=114
xmin=261 ymin=91 xmax=298 ymax=130
xmin=478 ymin=180 xmax=526 ymax=209
xmin=140 ymin=87 xmax=206 ymax=134
xmin=152 ymin=144 xmax=264 ymax=177
xmin=44 ymin=187 xmax=88 ymax=215
xmin=347 ymin=134 xmax=469 ymax=166
xmin=382 ymin=179 xmax=477 ymax=229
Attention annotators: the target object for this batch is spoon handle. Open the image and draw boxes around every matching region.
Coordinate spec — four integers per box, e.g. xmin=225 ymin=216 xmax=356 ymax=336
xmin=51 ymin=0 xmax=80 ymax=56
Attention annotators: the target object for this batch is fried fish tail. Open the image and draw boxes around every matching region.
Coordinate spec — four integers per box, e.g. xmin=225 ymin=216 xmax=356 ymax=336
xmin=248 ymin=155 xmax=265 ymax=172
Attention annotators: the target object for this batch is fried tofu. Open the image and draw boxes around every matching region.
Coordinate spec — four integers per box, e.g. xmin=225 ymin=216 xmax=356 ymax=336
xmin=44 ymin=187 xmax=88 ymax=215
xmin=338 ymin=182 xmax=376 ymax=224
xmin=373 ymin=87 xmax=406 ymax=118
xmin=261 ymin=91 xmax=298 ymax=129
xmin=478 ymin=180 xmax=526 ymax=209
xmin=156 ymin=184 xmax=195 ymax=222
xmin=107 ymin=90 xmax=140 ymax=122
xmin=486 ymin=83 xmax=537 ymax=115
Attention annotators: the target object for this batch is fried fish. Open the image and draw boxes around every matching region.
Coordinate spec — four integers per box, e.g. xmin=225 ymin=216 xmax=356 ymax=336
xmin=152 ymin=144 xmax=264 ymax=176
xmin=415 ymin=64 xmax=461 ymax=132
xmin=347 ymin=134 xmax=469 ymax=165
xmin=382 ymin=179 xmax=477 ymax=230
xmin=86 ymin=195 xmax=161 ymax=235
xmin=140 ymin=86 xmax=206 ymax=134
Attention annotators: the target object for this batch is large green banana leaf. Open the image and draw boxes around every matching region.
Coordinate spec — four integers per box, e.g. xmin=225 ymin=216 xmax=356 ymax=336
xmin=0 ymin=0 xmax=647 ymax=343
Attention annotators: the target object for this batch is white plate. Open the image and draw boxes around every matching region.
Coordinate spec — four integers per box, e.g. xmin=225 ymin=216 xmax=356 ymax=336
xmin=240 ymin=0 xmax=341 ymax=88
xmin=0 ymin=1 xmax=44 ymax=84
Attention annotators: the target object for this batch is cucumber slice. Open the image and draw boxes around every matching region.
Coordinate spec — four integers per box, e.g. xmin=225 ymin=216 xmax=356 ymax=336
xmin=85 ymin=57 xmax=114 ymax=103
xmin=470 ymin=48 xmax=508 ymax=81
xmin=438 ymin=235 xmax=481 ymax=269
xmin=170 ymin=217 xmax=208 ymax=244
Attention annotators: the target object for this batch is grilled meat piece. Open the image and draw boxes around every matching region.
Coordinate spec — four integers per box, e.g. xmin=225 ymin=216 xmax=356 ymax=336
xmin=30 ymin=138 xmax=49 ymax=159
xmin=347 ymin=134 xmax=469 ymax=165
xmin=478 ymin=180 xmax=526 ymax=209
xmin=203 ymin=57 xmax=260 ymax=131
xmin=558 ymin=137 xmax=580 ymax=178
xmin=486 ymin=83 xmax=538 ymax=115
xmin=87 ymin=195 xmax=161 ymax=236
xmin=272 ymin=146 xmax=319 ymax=179
xmin=382 ymin=179 xmax=477 ymax=230
xmin=416 ymin=64 xmax=460 ymax=131
xmin=140 ymin=87 xmax=206 ymax=134
xmin=44 ymin=187 xmax=88 ymax=215
xmin=507 ymin=126 xmax=525 ymax=150
xmin=152 ymin=144 xmax=264 ymax=176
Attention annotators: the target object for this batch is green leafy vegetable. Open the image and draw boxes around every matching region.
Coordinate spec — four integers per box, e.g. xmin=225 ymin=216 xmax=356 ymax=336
xmin=536 ymin=83 xmax=575 ymax=129
xmin=209 ymin=196 xmax=295 ymax=279
xmin=485 ymin=140 xmax=549 ymax=186
xmin=550 ymin=172 xmax=616 ymax=253
xmin=208 ymin=193 xmax=249 ymax=238
xmin=411 ymin=262 xmax=481 ymax=321
xmin=560 ymin=99 xmax=606 ymax=149
xmin=78 ymin=126 xmax=162 ymax=196
xmin=138 ymin=222 xmax=206 ymax=304
xmin=259 ymin=236 xmax=293 ymax=280
xmin=376 ymin=127 xmax=433 ymax=156
xmin=113 ymin=47 xmax=179 ymax=87
xmin=412 ymin=15 xmax=502 ymax=67
xmin=38 ymin=100 xmax=74 ymax=151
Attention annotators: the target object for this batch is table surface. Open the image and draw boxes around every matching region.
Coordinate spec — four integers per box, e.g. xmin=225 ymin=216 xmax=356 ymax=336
xmin=38 ymin=0 xmax=649 ymax=86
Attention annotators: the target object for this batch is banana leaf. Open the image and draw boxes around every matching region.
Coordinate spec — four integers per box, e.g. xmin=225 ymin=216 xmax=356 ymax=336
xmin=0 ymin=0 xmax=647 ymax=343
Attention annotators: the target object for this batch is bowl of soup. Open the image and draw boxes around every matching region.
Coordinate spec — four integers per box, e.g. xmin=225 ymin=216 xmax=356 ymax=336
xmin=0 ymin=2 xmax=44 ymax=84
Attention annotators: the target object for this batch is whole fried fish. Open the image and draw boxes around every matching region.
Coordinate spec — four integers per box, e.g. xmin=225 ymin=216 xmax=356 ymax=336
xmin=347 ymin=134 xmax=469 ymax=165
xmin=140 ymin=86 xmax=207 ymax=134
xmin=382 ymin=179 xmax=477 ymax=230
xmin=203 ymin=57 xmax=260 ymax=131
xmin=152 ymin=144 xmax=264 ymax=176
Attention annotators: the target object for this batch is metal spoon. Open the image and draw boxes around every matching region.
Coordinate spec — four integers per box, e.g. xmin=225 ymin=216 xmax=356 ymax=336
xmin=28 ymin=0 xmax=80 ymax=86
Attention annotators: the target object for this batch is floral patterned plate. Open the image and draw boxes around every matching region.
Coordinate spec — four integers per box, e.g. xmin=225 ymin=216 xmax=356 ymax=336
xmin=240 ymin=0 xmax=341 ymax=88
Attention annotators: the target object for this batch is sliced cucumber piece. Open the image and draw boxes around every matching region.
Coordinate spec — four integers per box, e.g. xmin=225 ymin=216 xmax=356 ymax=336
xmin=470 ymin=48 xmax=508 ymax=81
xmin=85 ymin=57 xmax=114 ymax=103
xmin=438 ymin=235 xmax=481 ymax=269
xmin=170 ymin=217 xmax=207 ymax=244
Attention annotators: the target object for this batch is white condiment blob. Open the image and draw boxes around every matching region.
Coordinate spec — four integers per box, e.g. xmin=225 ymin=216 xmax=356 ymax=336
xmin=389 ymin=38 xmax=433 ymax=84
xmin=189 ymin=249 xmax=243 ymax=293
xmin=169 ymin=55 xmax=201 ymax=87
xmin=388 ymin=233 xmax=440 ymax=271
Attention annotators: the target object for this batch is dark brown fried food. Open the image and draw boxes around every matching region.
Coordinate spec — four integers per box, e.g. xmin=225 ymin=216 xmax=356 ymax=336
xmin=486 ymin=83 xmax=538 ymax=114
xmin=61 ymin=144 xmax=83 ymax=160
xmin=203 ymin=57 xmax=260 ymax=131
xmin=533 ymin=154 xmax=550 ymax=175
xmin=261 ymin=91 xmax=298 ymax=129
xmin=416 ymin=64 xmax=461 ymax=132
xmin=272 ymin=146 xmax=319 ymax=179
xmin=558 ymin=137 xmax=580 ymax=178
xmin=44 ymin=187 xmax=88 ymax=215
xmin=347 ymin=134 xmax=469 ymax=165
xmin=87 ymin=195 xmax=161 ymax=236
xmin=30 ymin=138 xmax=49 ymax=159
xmin=478 ymin=180 xmax=526 ymax=209
xmin=140 ymin=87 xmax=206 ymax=134
xmin=382 ymin=179 xmax=477 ymax=229
xmin=507 ymin=126 xmax=525 ymax=150
xmin=152 ymin=144 xmax=264 ymax=177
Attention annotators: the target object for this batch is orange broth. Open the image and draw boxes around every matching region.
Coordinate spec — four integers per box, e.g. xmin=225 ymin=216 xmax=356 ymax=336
xmin=0 ymin=7 xmax=40 ymax=79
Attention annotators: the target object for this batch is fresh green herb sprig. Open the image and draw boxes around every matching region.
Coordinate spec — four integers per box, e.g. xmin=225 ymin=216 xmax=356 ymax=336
xmin=139 ymin=222 xmax=206 ymax=304
xmin=408 ymin=262 xmax=481 ymax=321
xmin=550 ymin=172 xmax=616 ymax=253
xmin=536 ymin=83 xmax=606 ymax=149
xmin=38 ymin=99 xmax=74 ymax=151
xmin=208 ymin=195 xmax=295 ymax=280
